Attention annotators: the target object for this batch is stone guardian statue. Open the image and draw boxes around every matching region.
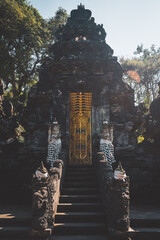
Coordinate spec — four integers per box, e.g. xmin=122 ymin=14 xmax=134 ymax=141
xmin=100 ymin=120 xmax=116 ymax=168
xmin=46 ymin=118 xmax=62 ymax=167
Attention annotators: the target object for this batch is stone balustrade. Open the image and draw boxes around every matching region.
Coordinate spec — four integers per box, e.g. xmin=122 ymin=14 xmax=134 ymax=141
xmin=31 ymin=159 xmax=64 ymax=237
xmin=94 ymin=151 xmax=131 ymax=238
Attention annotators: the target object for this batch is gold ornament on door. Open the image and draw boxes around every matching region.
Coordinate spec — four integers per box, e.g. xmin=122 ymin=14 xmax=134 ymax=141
xmin=69 ymin=92 xmax=92 ymax=165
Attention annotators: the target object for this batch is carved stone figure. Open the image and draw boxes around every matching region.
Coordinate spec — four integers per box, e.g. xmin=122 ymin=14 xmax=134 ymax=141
xmin=53 ymin=159 xmax=63 ymax=178
xmin=114 ymin=161 xmax=127 ymax=181
xmin=47 ymin=167 xmax=60 ymax=226
xmin=46 ymin=118 xmax=62 ymax=167
xmin=32 ymin=162 xmax=50 ymax=231
xmin=108 ymin=163 xmax=130 ymax=233
xmin=100 ymin=121 xmax=115 ymax=168
xmin=48 ymin=160 xmax=63 ymax=226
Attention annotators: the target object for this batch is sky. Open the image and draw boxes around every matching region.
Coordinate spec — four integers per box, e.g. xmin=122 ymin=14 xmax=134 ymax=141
xmin=29 ymin=0 xmax=160 ymax=59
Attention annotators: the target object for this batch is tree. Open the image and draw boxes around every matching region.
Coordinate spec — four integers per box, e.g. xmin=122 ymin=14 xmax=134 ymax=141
xmin=47 ymin=7 xmax=68 ymax=42
xmin=0 ymin=0 xmax=68 ymax=113
xmin=0 ymin=0 xmax=50 ymax=111
xmin=120 ymin=44 xmax=160 ymax=108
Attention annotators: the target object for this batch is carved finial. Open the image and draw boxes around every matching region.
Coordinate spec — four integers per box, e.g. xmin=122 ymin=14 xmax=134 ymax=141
xmin=114 ymin=161 xmax=126 ymax=180
xmin=38 ymin=161 xmax=48 ymax=174
xmin=78 ymin=3 xmax=85 ymax=9
xmin=103 ymin=120 xmax=109 ymax=125
xmin=117 ymin=162 xmax=125 ymax=173
xmin=53 ymin=117 xmax=58 ymax=124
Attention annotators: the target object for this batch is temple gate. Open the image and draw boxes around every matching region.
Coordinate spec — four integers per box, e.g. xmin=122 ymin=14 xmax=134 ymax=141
xmin=26 ymin=4 xmax=135 ymax=170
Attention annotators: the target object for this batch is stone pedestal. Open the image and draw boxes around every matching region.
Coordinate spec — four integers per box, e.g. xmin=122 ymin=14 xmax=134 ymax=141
xmin=108 ymin=177 xmax=130 ymax=234
xmin=96 ymin=152 xmax=113 ymax=215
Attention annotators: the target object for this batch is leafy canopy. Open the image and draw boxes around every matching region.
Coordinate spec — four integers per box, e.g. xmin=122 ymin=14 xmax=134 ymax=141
xmin=120 ymin=44 xmax=160 ymax=108
xmin=0 ymin=0 xmax=68 ymax=112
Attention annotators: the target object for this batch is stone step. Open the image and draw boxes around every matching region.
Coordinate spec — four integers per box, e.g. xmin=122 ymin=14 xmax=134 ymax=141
xmin=132 ymin=227 xmax=160 ymax=239
xmin=65 ymin=177 xmax=96 ymax=182
xmin=63 ymin=182 xmax=98 ymax=188
xmin=67 ymin=168 xmax=95 ymax=173
xmin=68 ymin=165 xmax=93 ymax=168
xmin=53 ymin=222 xmax=107 ymax=235
xmin=57 ymin=203 xmax=103 ymax=212
xmin=0 ymin=226 xmax=30 ymax=238
xmin=131 ymin=218 xmax=160 ymax=228
xmin=67 ymin=166 xmax=94 ymax=171
xmin=49 ymin=235 xmax=110 ymax=240
xmin=0 ymin=218 xmax=31 ymax=227
xmin=66 ymin=172 xmax=95 ymax=177
xmin=59 ymin=195 xmax=100 ymax=203
xmin=55 ymin=212 xmax=106 ymax=223
xmin=66 ymin=169 xmax=95 ymax=173
xmin=62 ymin=188 xmax=99 ymax=195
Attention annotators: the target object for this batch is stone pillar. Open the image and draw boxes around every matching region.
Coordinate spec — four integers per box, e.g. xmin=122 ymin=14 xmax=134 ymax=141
xmin=31 ymin=160 xmax=64 ymax=236
xmin=96 ymin=152 xmax=113 ymax=214
xmin=108 ymin=174 xmax=130 ymax=235
xmin=48 ymin=167 xmax=60 ymax=225
xmin=31 ymin=162 xmax=51 ymax=235
xmin=48 ymin=159 xmax=63 ymax=226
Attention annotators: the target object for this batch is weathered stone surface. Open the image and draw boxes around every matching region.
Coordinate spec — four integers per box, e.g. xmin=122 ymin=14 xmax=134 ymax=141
xmin=108 ymin=177 xmax=130 ymax=233
xmin=32 ymin=160 xmax=64 ymax=233
xmin=95 ymin=151 xmax=113 ymax=217
xmin=32 ymin=175 xmax=50 ymax=230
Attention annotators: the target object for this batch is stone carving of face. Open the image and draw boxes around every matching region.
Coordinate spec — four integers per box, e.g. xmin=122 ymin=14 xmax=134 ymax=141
xmin=103 ymin=128 xmax=109 ymax=138
xmin=102 ymin=122 xmax=110 ymax=140
xmin=52 ymin=124 xmax=60 ymax=138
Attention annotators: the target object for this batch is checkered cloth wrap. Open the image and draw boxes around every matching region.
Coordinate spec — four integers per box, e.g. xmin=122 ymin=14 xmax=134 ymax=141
xmin=100 ymin=139 xmax=115 ymax=168
xmin=46 ymin=138 xmax=62 ymax=167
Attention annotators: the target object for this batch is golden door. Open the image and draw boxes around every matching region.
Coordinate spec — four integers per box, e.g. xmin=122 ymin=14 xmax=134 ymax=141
xmin=69 ymin=92 xmax=92 ymax=165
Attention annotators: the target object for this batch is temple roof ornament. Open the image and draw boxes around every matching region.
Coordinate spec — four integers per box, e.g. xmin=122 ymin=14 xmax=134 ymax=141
xmin=71 ymin=4 xmax=91 ymax=21
xmin=53 ymin=117 xmax=58 ymax=125
xmin=55 ymin=5 xmax=107 ymax=42
xmin=49 ymin=5 xmax=114 ymax=62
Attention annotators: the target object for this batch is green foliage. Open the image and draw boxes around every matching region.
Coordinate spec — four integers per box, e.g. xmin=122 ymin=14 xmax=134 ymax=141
xmin=0 ymin=0 xmax=50 ymax=111
xmin=47 ymin=7 xmax=68 ymax=42
xmin=15 ymin=122 xmax=25 ymax=143
xmin=0 ymin=0 xmax=68 ymax=113
xmin=120 ymin=44 xmax=160 ymax=107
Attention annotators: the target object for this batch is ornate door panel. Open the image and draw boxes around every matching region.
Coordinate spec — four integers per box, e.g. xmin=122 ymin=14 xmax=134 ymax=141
xmin=69 ymin=92 xmax=92 ymax=165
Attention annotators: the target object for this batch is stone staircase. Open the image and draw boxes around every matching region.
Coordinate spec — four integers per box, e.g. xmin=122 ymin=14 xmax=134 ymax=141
xmin=0 ymin=215 xmax=31 ymax=239
xmin=1 ymin=165 xmax=160 ymax=239
xmin=53 ymin=165 xmax=108 ymax=236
